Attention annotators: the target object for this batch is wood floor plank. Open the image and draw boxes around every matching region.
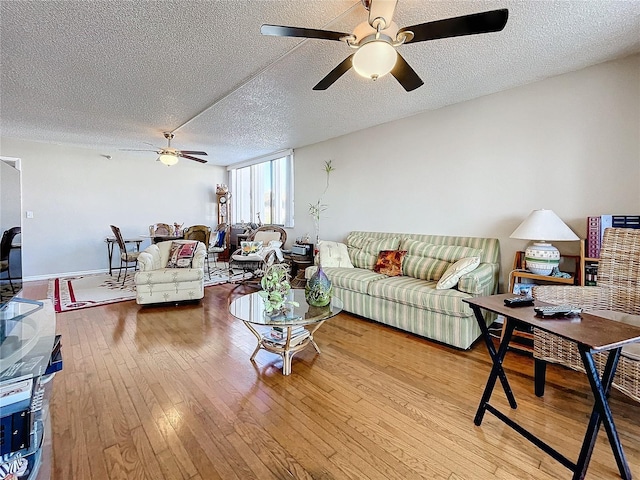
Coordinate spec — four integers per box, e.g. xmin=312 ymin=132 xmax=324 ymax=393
xmin=16 ymin=280 xmax=637 ymax=480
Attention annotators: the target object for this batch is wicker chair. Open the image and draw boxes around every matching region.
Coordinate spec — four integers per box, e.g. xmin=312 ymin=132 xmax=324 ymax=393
xmin=229 ymin=225 xmax=287 ymax=285
xmin=532 ymin=228 xmax=640 ymax=402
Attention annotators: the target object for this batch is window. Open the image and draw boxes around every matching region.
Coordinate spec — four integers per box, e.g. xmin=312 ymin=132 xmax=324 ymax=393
xmin=228 ymin=150 xmax=294 ymax=227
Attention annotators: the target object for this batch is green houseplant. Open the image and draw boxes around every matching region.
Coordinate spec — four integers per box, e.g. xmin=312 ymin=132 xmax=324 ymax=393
xmin=308 ymin=160 xmax=335 ymax=246
xmin=258 ymin=264 xmax=298 ymax=315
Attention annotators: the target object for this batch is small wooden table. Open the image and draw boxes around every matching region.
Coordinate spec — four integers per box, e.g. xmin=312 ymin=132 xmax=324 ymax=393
xmin=229 ymin=289 xmax=343 ymax=375
xmin=464 ymin=293 xmax=640 ymax=480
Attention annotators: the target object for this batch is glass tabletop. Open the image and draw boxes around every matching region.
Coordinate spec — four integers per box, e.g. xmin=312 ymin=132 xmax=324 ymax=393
xmin=229 ymin=289 xmax=343 ymax=327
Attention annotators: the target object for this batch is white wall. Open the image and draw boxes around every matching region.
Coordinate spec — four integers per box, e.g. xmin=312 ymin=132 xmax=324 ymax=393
xmin=292 ymin=54 xmax=640 ymax=291
xmin=1 ymin=54 xmax=638 ymax=287
xmin=0 ymin=139 xmax=226 ymax=279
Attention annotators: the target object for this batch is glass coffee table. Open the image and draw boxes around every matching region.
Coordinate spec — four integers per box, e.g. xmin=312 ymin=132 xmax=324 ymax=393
xmin=229 ymin=289 xmax=343 ymax=375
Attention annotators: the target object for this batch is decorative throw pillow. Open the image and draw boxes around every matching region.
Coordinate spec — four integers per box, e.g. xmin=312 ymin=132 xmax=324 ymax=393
xmin=373 ymin=250 xmax=407 ymax=276
xmin=318 ymin=241 xmax=354 ymax=268
xmin=241 ymin=241 xmax=263 ymax=256
xmin=436 ymin=256 xmax=481 ymax=290
xmin=166 ymin=241 xmax=197 ymax=268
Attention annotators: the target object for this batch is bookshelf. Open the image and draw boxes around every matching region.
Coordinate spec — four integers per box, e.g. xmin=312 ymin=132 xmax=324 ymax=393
xmin=508 ymin=250 xmax=581 ymax=294
xmin=580 ymin=238 xmax=599 ymax=286
xmin=504 ymin=248 xmax=581 ymax=353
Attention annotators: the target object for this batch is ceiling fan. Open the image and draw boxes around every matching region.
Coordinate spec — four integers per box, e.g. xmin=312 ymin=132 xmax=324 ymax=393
xmin=261 ymin=0 xmax=508 ymax=92
xmin=121 ymin=132 xmax=208 ymax=166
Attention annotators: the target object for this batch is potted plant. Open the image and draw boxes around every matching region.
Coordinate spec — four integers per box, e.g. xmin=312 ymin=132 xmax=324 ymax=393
xmin=258 ymin=264 xmax=298 ymax=315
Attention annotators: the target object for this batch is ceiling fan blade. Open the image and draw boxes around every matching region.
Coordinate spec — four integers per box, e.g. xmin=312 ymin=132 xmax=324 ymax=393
xmin=261 ymin=24 xmax=349 ymax=41
xmin=390 ymin=53 xmax=424 ymax=92
xmin=119 ymin=148 xmax=158 ymax=152
xmin=313 ymin=55 xmax=354 ymax=90
xmin=399 ymin=9 xmax=508 ymax=44
xmin=180 ymin=153 xmax=208 ymax=164
xmin=369 ymin=0 xmax=397 ymax=29
xmin=180 ymin=150 xmax=208 ymax=156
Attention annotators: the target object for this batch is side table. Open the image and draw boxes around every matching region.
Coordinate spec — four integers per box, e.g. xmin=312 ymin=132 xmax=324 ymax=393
xmin=464 ymin=294 xmax=640 ymax=480
xmin=284 ymin=253 xmax=313 ymax=288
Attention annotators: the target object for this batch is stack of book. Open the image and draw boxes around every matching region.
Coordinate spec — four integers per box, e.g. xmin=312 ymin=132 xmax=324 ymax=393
xmin=587 ymin=214 xmax=640 ymax=258
xmin=264 ymin=326 xmax=309 ymax=346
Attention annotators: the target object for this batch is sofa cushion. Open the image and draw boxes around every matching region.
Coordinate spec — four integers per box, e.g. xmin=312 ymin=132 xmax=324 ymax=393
xmin=348 ymin=235 xmax=400 ymax=269
xmin=401 ymin=239 xmax=483 ymax=281
xmin=368 ymin=276 xmax=472 ymax=317
xmin=373 ymin=250 xmax=407 ymax=276
xmin=436 ymin=256 xmax=481 ymax=290
xmin=167 ymin=241 xmax=198 ymax=268
xmin=318 ymin=241 xmax=354 ymax=268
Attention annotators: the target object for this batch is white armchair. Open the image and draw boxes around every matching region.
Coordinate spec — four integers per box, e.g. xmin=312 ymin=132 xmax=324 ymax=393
xmin=135 ymin=240 xmax=206 ymax=305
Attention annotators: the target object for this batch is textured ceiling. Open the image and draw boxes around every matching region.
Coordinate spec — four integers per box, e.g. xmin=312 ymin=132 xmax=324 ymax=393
xmin=1 ymin=0 xmax=639 ymax=166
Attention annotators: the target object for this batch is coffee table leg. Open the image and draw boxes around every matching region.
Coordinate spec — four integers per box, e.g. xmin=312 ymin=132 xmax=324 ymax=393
xmin=242 ymin=321 xmax=263 ymax=361
xmin=283 ymin=350 xmax=292 ymax=375
xmin=307 ymin=320 xmax=326 ymax=354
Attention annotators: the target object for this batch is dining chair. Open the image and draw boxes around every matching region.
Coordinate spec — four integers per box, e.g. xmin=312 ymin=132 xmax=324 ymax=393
xmin=149 ymin=223 xmax=176 ymax=243
xmin=183 ymin=225 xmax=212 ymax=274
xmin=110 ymin=225 xmax=140 ymax=286
xmin=208 ymin=223 xmax=230 ymax=277
xmin=0 ymin=226 xmax=21 ymax=294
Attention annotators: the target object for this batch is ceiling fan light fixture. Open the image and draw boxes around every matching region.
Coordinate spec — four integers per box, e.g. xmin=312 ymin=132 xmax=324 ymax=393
xmin=353 ymin=39 xmax=397 ymax=80
xmin=158 ymin=152 xmax=179 ymax=166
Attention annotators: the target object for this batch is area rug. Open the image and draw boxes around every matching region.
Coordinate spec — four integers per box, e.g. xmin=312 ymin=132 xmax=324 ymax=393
xmin=49 ymin=270 xmax=236 ymax=313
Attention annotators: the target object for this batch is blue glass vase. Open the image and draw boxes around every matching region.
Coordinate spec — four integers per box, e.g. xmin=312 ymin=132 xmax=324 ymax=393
xmin=305 ymin=264 xmax=332 ymax=307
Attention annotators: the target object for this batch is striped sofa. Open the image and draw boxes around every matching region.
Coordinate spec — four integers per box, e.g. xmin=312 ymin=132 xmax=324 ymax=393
xmin=309 ymin=231 xmax=500 ymax=349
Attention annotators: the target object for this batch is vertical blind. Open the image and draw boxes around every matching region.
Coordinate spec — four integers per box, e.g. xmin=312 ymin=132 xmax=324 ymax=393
xmin=228 ymin=150 xmax=294 ymax=227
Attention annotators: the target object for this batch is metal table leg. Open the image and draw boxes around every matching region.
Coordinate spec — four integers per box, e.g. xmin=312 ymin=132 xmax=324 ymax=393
xmin=574 ymin=346 xmax=631 ymax=480
xmin=470 ymin=305 xmax=518 ymax=426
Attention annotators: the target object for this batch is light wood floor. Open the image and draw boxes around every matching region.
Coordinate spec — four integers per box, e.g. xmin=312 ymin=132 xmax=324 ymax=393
xmin=21 ymin=281 xmax=640 ymax=479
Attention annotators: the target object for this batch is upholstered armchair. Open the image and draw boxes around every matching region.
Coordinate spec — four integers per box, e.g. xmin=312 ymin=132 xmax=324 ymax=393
xmin=135 ymin=240 xmax=206 ymax=305
xmin=531 ymin=228 xmax=640 ymax=402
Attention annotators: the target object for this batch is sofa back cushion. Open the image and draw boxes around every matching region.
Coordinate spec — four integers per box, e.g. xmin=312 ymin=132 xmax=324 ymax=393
xmin=347 ymin=234 xmax=400 ymax=269
xmin=400 ymin=239 xmax=484 ymax=281
xmin=348 ymin=231 xmax=500 ymax=264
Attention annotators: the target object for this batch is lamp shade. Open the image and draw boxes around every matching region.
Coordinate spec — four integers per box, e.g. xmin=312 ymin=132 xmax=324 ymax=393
xmin=510 ymin=209 xmax=579 ymax=276
xmin=510 ymin=209 xmax=579 ymax=242
xmin=158 ymin=153 xmax=179 ymax=166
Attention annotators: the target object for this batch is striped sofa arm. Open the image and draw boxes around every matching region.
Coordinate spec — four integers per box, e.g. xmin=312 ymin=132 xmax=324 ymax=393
xmin=457 ymin=263 xmax=498 ymax=296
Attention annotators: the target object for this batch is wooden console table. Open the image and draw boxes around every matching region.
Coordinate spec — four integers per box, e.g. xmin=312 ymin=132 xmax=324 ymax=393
xmin=464 ymin=293 xmax=640 ymax=480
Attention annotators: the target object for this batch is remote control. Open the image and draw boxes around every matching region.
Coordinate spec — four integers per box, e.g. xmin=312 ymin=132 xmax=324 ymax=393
xmin=504 ymin=296 xmax=535 ymax=307
xmin=534 ymin=305 xmax=582 ymax=318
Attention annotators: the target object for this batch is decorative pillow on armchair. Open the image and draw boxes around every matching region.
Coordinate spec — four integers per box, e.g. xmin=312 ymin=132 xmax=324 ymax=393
xmin=373 ymin=250 xmax=407 ymax=276
xmin=167 ymin=241 xmax=198 ymax=268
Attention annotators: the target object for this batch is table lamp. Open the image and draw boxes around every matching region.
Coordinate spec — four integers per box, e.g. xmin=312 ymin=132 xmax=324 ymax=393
xmin=510 ymin=209 xmax=579 ymax=275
